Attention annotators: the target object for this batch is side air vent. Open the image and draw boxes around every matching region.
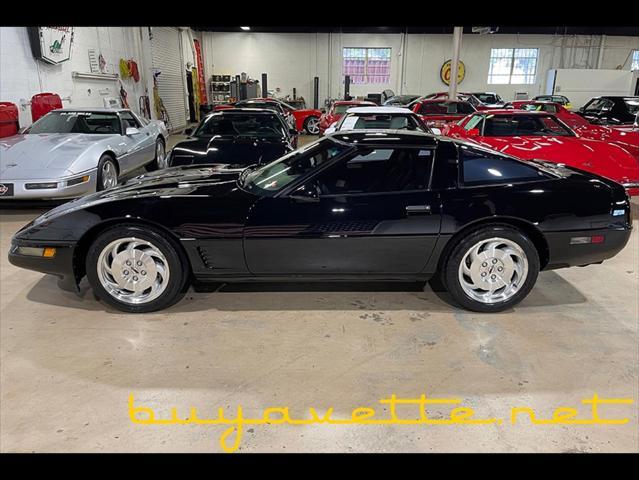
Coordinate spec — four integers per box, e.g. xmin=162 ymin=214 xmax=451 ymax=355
xmin=196 ymin=246 xmax=215 ymax=269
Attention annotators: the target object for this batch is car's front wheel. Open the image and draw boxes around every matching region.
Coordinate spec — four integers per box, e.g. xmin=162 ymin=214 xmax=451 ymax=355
xmin=145 ymin=138 xmax=167 ymax=172
xmin=85 ymin=224 xmax=190 ymax=313
xmin=304 ymin=116 xmax=320 ymax=135
xmin=442 ymin=225 xmax=539 ymax=312
xmin=96 ymin=155 xmax=118 ymax=191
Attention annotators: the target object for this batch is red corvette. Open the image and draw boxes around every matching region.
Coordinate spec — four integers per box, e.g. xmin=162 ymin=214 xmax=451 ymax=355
xmin=213 ymin=98 xmax=322 ymax=134
xmin=318 ymin=100 xmax=376 ymax=135
xmin=508 ymin=100 xmax=639 ymax=163
xmin=443 ymin=109 xmax=639 ymax=196
xmin=412 ymin=99 xmax=476 ymax=129
xmin=421 ymin=92 xmax=498 ymax=111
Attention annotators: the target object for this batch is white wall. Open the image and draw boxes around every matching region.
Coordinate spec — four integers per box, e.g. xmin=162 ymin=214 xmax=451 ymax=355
xmin=0 ymin=26 xmax=154 ymax=127
xmin=199 ymin=31 xmax=639 ymax=107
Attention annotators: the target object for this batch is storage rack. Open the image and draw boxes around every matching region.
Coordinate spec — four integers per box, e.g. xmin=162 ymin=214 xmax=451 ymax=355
xmin=210 ymin=74 xmax=232 ymax=104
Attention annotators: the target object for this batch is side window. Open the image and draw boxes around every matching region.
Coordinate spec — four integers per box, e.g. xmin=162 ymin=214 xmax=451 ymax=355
xmin=120 ymin=111 xmax=141 ymax=129
xmin=463 ymin=115 xmax=484 ymax=132
xmin=460 ymin=146 xmax=546 ymax=186
xmin=313 ymin=148 xmax=433 ymax=195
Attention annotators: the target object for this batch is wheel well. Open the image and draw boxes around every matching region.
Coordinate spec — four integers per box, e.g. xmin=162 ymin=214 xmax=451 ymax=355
xmin=437 ymin=217 xmax=550 ymax=272
xmin=73 ymin=218 xmax=193 ymax=283
xmin=102 ymin=150 xmax=120 ymax=175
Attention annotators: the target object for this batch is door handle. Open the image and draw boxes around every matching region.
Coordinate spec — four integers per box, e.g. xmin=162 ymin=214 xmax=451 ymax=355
xmin=405 ymin=204 xmax=431 ymax=215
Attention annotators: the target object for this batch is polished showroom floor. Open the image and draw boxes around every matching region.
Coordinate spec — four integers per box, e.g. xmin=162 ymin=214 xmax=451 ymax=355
xmin=0 ymin=134 xmax=637 ymax=452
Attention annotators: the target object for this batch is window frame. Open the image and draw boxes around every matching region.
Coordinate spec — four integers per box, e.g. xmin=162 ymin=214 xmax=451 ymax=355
xmin=631 ymin=50 xmax=639 ymax=71
xmin=295 ymin=145 xmax=438 ymax=198
xmin=487 ymin=48 xmax=539 ymax=85
xmin=342 ymin=47 xmax=392 ymax=85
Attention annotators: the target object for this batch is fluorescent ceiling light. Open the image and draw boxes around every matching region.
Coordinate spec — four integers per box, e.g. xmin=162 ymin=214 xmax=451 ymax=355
xmin=240 ymin=26 xmax=250 ymax=31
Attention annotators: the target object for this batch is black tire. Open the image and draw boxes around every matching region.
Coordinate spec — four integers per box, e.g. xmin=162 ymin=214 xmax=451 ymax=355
xmin=442 ymin=225 xmax=540 ymax=313
xmin=85 ymin=224 xmax=190 ymax=313
xmin=96 ymin=154 xmax=118 ymax=191
xmin=303 ymin=116 xmax=320 ymax=135
xmin=145 ymin=137 xmax=166 ymax=172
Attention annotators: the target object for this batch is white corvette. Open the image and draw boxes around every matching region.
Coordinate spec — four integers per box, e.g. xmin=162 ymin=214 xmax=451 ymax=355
xmin=323 ymin=106 xmax=437 ymax=135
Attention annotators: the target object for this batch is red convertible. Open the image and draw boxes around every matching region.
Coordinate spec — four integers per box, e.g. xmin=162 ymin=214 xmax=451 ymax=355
xmin=508 ymin=100 xmax=639 ymax=162
xmin=318 ymin=100 xmax=376 ymax=135
xmin=443 ymin=109 xmax=639 ymax=196
xmin=214 ymin=98 xmax=322 ymax=134
xmin=412 ymin=99 xmax=476 ymax=129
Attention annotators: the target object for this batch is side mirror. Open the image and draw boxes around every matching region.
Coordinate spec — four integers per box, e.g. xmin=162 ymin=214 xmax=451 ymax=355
xmin=467 ymin=128 xmax=480 ymax=137
xmin=184 ymin=127 xmax=193 ymax=136
xmin=289 ymin=183 xmax=320 ymax=203
xmin=125 ymin=127 xmax=140 ymax=135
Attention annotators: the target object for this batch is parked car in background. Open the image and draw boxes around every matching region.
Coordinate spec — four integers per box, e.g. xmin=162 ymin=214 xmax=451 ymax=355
xmin=382 ymin=94 xmax=421 ymax=107
xmin=470 ymin=92 xmax=505 ymax=107
xmin=318 ymin=100 xmax=376 ymax=135
xmin=10 ymin=131 xmax=632 ymax=314
xmin=419 ymin=92 xmax=496 ymax=111
xmin=0 ymin=108 xmax=168 ymax=200
xmin=443 ymin=110 xmax=639 ymax=196
xmin=168 ymin=108 xmax=297 ymax=168
xmin=577 ymin=96 xmax=639 ymax=125
xmin=323 ymin=107 xmax=432 ymax=135
xmin=532 ymin=95 xmax=572 ymax=110
xmin=412 ymin=99 xmax=476 ymax=130
xmin=506 ymin=100 xmax=639 ymax=161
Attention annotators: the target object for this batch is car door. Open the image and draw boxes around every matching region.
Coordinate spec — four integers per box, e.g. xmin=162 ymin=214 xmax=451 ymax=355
xmin=244 ymin=145 xmax=442 ymax=275
xmin=119 ymin=111 xmax=154 ymax=173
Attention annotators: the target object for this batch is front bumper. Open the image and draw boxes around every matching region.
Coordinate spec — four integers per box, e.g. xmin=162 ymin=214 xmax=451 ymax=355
xmin=8 ymin=239 xmax=79 ymax=292
xmin=0 ymin=169 xmax=97 ymax=200
xmin=544 ymin=227 xmax=632 ymax=270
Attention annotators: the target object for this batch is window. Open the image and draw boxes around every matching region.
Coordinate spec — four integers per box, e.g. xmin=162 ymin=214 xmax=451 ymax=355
xmin=312 ymin=148 xmax=433 ymax=195
xmin=488 ymin=48 xmax=538 ymax=84
xmin=582 ymin=98 xmax=614 ymax=114
xmin=460 ymin=146 xmax=547 ymax=186
xmin=632 ymin=50 xmax=639 ymax=71
xmin=120 ymin=111 xmax=141 ymax=129
xmin=482 ymin=114 xmax=572 ymax=137
xmin=338 ymin=113 xmax=422 ymax=131
xmin=28 ymin=111 xmax=121 ymax=135
xmin=194 ymin=113 xmax=286 ymax=139
xmin=343 ymin=48 xmax=391 ymax=85
xmin=416 ymin=101 xmax=475 ymax=115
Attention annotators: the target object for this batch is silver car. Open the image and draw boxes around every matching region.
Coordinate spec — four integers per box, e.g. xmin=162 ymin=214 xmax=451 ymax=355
xmin=0 ymin=108 xmax=168 ymax=200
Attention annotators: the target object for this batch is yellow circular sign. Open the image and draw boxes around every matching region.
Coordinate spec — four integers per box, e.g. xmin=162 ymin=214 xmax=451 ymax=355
xmin=440 ymin=59 xmax=465 ymax=85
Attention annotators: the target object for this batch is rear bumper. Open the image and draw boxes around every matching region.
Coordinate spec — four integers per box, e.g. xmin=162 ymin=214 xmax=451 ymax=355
xmin=544 ymin=227 xmax=632 ymax=270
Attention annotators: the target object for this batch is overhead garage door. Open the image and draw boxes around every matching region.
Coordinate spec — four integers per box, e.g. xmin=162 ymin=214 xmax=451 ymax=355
xmin=151 ymin=27 xmax=187 ymax=132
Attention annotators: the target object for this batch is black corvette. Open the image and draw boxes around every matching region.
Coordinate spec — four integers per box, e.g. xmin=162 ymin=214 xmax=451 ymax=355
xmin=577 ymin=96 xmax=639 ymax=125
xmin=9 ymin=131 xmax=632 ymax=313
xmin=168 ymin=108 xmax=297 ymax=168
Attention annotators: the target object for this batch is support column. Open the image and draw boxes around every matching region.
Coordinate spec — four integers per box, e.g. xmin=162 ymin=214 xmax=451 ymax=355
xmin=448 ymin=27 xmax=463 ymax=100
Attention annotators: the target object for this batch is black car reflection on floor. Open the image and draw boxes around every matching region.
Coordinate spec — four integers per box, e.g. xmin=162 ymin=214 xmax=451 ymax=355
xmin=9 ymin=130 xmax=632 ymax=314
xmin=168 ymin=108 xmax=298 ymax=168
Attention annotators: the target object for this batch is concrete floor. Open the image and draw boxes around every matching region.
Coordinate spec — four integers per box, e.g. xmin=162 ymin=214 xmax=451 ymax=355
xmin=0 ymin=135 xmax=637 ymax=452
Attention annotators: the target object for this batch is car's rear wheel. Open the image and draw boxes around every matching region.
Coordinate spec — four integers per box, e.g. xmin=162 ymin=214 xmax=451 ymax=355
xmin=85 ymin=225 xmax=190 ymax=313
xmin=442 ymin=225 xmax=539 ymax=312
xmin=96 ymin=155 xmax=118 ymax=191
xmin=145 ymin=138 xmax=167 ymax=172
xmin=304 ymin=116 xmax=320 ymax=135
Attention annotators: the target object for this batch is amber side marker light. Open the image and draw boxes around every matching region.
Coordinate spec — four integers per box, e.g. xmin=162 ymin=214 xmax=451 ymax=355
xmin=16 ymin=246 xmax=57 ymax=257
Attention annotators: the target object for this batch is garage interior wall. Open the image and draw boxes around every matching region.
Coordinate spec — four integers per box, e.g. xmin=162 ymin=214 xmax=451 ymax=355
xmin=2 ymin=27 xmax=639 ymax=129
xmin=200 ymin=31 xmax=639 ymax=107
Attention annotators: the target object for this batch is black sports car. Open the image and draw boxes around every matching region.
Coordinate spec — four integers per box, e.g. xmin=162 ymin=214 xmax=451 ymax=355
xmin=168 ymin=108 xmax=297 ymax=168
xmin=9 ymin=131 xmax=632 ymax=314
xmin=577 ymin=96 xmax=639 ymax=125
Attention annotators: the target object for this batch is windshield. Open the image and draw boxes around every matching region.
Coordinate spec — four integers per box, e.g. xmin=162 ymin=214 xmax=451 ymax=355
xmin=193 ymin=113 xmax=286 ymax=138
xmin=583 ymin=98 xmax=614 ymax=113
xmin=418 ymin=101 xmax=474 ymax=115
xmin=240 ymin=138 xmax=349 ymax=196
xmin=482 ymin=114 xmax=573 ymax=137
xmin=474 ymin=93 xmax=500 ymax=104
xmin=334 ymin=104 xmax=364 ymax=114
xmin=624 ymin=98 xmax=639 ymax=115
xmin=339 ymin=113 xmax=422 ymax=131
xmin=28 ymin=111 xmax=121 ymax=134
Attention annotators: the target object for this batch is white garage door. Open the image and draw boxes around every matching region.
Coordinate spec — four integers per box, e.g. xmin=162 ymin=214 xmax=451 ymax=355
xmin=151 ymin=27 xmax=187 ymax=132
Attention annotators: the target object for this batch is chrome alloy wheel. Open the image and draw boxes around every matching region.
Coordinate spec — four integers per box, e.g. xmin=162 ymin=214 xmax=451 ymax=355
xmin=97 ymin=237 xmax=170 ymax=305
xmin=156 ymin=141 xmax=167 ymax=168
xmin=101 ymin=161 xmax=118 ymax=189
xmin=458 ymin=237 xmax=529 ymax=304
xmin=306 ymin=117 xmax=320 ymax=134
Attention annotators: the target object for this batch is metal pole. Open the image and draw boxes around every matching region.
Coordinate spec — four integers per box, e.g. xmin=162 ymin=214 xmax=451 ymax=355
xmin=449 ymin=26 xmax=463 ymax=100
xmin=261 ymin=73 xmax=268 ymax=98
xmin=597 ymin=35 xmax=606 ymax=69
xmin=344 ymin=75 xmax=351 ymax=100
xmin=313 ymin=76 xmax=319 ymax=109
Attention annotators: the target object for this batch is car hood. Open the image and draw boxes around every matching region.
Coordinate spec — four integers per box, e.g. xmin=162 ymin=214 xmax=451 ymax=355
xmin=474 ymin=135 xmax=639 ymax=183
xmin=169 ymin=135 xmax=291 ymax=168
xmin=0 ymin=133 xmax=115 ymax=179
